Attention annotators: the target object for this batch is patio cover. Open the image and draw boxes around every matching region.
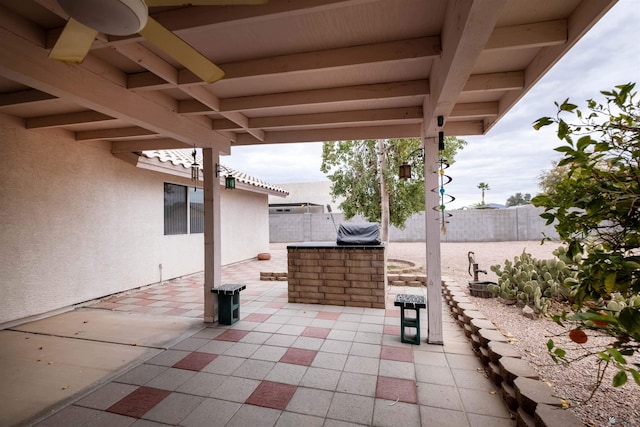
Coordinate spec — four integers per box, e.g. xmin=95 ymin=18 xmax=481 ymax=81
xmin=0 ymin=0 xmax=617 ymax=343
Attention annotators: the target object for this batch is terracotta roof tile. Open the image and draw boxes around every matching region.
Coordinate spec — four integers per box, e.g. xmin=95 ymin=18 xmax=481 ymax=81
xmin=141 ymin=150 xmax=289 ymax=196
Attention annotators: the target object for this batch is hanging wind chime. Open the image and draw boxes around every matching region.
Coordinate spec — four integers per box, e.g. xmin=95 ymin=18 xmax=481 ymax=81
xmin=434 ymin=117 xmax=454 ymax=234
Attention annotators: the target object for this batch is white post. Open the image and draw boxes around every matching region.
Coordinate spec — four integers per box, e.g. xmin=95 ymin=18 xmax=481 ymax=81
xmin=424 ymin=136 xmax=443 ymax=344
xmin=203 ymin=148 xmax=222 ymax=323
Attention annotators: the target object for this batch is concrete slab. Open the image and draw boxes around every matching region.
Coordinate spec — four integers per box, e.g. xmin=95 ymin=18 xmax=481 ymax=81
xmin=11 ymin=308 xmax=204 ymax=348
xmin=1 ymin=308 xmax=204 ymax=426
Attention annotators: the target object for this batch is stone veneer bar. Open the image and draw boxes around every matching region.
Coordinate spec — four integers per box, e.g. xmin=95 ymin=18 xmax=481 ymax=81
xmin=287 ymin=242 xmax=386 ymax=308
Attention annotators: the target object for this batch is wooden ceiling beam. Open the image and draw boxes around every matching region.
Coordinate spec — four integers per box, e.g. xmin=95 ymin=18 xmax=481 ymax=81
xmin=26 ymin=111 xmax=116 ymax=129
xmin=111 ymin=138 xmax=192 ymax=153
xmin=218 ymin=80 xmax=429 ymax=113
xmin=422 ymin=0 xmax=507 ymax=137
xmin=486 ymin=20 xmax=567 ymax=51
xmin=76 ymin=127 xmax=157 ymax=141
xmin=449 ymin=102 xmax=498 ymax=120
xmin=0 ymin=89 xmax=56 ymax=107
xmin=463 ymin=71 xmax=524 ymax=93
xmin=233 ymin=123 xmax=423 ymax=145
xmin=126 ymin=37 xmax=441 ymax=90
xmin=0 ymin=20 xmax=230 ymax=150
xmin=213 ymin=107 xmax=423 ymax=130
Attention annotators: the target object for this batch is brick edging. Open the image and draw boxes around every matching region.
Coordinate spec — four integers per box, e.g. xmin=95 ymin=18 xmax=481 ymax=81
xmin=442 ymin=281 xmax=583 ymax=427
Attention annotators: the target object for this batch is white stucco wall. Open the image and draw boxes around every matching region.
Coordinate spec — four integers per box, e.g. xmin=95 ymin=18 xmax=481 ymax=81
xmin=0 ymin=124 xmax=269 ymax=326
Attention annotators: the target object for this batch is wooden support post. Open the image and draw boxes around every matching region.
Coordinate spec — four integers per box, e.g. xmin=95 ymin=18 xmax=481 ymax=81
xmin=203 ymin=148 xmax=222 ymax=323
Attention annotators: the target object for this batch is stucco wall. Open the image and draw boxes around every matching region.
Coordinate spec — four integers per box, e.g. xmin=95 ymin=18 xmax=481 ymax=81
xmin=0 ymin=124 xmax=268 ymax=325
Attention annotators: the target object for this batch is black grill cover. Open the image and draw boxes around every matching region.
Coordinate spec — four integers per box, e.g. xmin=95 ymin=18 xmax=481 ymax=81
xmin=336 ymin=223 xmax=381 ymax=245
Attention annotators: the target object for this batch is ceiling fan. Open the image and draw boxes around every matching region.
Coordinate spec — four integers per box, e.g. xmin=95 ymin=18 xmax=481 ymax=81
xmin=49 ymin=0 xmax=267 ymax=83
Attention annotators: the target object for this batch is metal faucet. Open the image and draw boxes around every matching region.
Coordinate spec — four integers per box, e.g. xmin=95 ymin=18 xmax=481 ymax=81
xmin=468 ymin=251 xmax=487 ymax=282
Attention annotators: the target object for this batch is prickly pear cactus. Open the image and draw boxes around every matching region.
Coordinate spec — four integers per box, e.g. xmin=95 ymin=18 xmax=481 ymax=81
xmin=489 ymin=248 xmax=578 ymax=315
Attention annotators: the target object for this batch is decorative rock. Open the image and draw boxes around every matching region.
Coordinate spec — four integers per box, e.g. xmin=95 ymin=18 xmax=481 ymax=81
xmin=522 ymin=305 xmax=537 ymax=319
xmin=471 ymin=333 xmax=482 ymax=351
xmin=514 ymin=377 xmax=562 ymax=416
xmin=499 ymin=357 xmax=539 ymax=385
xmin=478 ymin=328 xmax=508 ymax=347
xmin=457 ymin=302 xmax=477 ymax=312
xmin=463 ymin=323 xmax=473 ymax=338
xmin=535 ymin=404 xmax=583 ymax=427
xmin=488 ymin=341 xmax=522 ymax=363
xmin=407 ymin=280 xmax=423 ymax=287
xmin=257 ymin=252 xmax=271 ymax=260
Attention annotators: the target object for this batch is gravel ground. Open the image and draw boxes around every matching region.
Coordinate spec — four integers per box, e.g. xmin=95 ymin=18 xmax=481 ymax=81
xmin=385 ymin=241 xmax=639 ymax=427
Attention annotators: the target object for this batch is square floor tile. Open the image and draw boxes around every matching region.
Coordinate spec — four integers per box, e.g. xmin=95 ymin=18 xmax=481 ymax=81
xmin=299 ymin=367 xmax=341 ymax=391
xmin=181 ymin=398 xmax=241 ymax=427
xmin=380 ymin=346 xmax=414 ymax=363
xmin=114 ymin=364 xmax=168 ymax=386
xmin=264 ymin=362 xmax=308 ymax=385
xmin=301 ymin=327 xmax=331 ymax=339
xmin=245 ymin=380 xmax=297 ymax=410
xmin=419 ymin=406 xmax=469 ymax=427
xmin=176 ymin=372 xmax=227 ymax=397
xmin=457 ymin=387 xmax=511 ymax=418
xmin=244 ymin=313 xmax=272 ymax=322
xmin=417 ymin=383 xmax=463 ymax=410
xmin=378 ymin=359 xmax=415 ymax=380
xmin=142 ymin=392 xmax=204 ymax=425
xmin=145 ymin=367 xmax=196 ymax=391
xmin=326 ymin=392 xmax=374 ymax=425
xmin=226 ymin=404 xmax=281 ymax=427
xmin=106 ymin=386 xmax=171 ymax=418
xmin=280 ymin=348 xmax=317 ymax=366
xmin=375 ymin=376 xmax=417 ymax=404
xmin=275 ymin=411 xmax=324 ymax=427
xmin=250 ymin=345 xmax=288 ymax=362
xmin=201 ymin=355 xmax=246 ymax=375
xmin=343 ymin=355 xmax=379 ymax=375
xmin=76 ymin=382 xmax=139 ymax=410
xmin=173 ymin=352 xmax=219 ymax=372
xmin=415 ymin=364 xmax=454 ymax=385
xmin=286 ymin=387 xmax=333 ymax=417
xmin=316 ymin=312 xmax=341 ymax=320
xmin=319 ymin=339 xmax=352 ymax=354
xmin=210 ymin=376 xmax=261 ymax=403
xmin=373 ymin=399 xmax=420 ymax=427
xmin=215 ymin=329 xmax=249 ymax=342
xmin=223 ymin=342 xmax=260 ymax=358
xmin=311 ymin=352 xmax=347 ymax=370
xmin=240 ymin=331 xmax=273 ymax=345
xmin=336 ymin=372 xmax=377 ymax=396
xmin=383 ymin=325 xmax=401 ymax=336
xmin=233 ymin=359 xmax=276 ymax=380
xmin=264 ymin=334 xmax=298 ymax=347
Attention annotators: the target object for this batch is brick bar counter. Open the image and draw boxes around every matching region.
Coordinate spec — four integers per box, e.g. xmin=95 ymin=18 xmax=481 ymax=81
xmin=287 ymin=242 xmax=386 ymax=308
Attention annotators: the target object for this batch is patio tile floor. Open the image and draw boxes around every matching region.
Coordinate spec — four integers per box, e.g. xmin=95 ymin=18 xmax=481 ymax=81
xmin=28 ymin=248 xmax=515 ymax=426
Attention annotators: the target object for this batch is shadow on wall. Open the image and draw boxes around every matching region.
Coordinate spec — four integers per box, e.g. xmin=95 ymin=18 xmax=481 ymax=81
xmin=269 ymin=205 xmax=559 ymax=243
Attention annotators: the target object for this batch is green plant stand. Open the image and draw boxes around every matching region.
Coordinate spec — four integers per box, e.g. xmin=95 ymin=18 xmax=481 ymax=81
xmin=394 ymin=294 xmax=426 ymax=345
xmin=211 ymin=284 xmax=246 ymax=325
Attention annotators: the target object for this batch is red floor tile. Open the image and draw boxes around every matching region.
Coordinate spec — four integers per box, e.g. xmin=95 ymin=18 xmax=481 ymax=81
xmin=244 ymin=313 xmax=272 ymax=322
xmin=173 ymin=352 xmax=218 ymax=371
xmin=301 ymin=326 xmax=331 ymax=339
xmin=385 ymin=309 xmax=401 ymax=318
xmin=106 ymin=386 xmax=171 ymax=418
xmin=316 ymin=311 xmax=340 ymax=320
xmin=383 ymin=325 xmax=401 ymax=336
xmin=245 ymin=381 xmax=297 ymax=410
xmin=215 ymin=329 xmax=249 ymax=342
xmin=164 ymin=308 xmax=191 ymax=316
xmin=380 ymin=346 xmax=413 ymax=362
xmin=279 ymin=348 xmax=317 ymax=366
xmin=376 ymin=376 xmax=418 ymax=404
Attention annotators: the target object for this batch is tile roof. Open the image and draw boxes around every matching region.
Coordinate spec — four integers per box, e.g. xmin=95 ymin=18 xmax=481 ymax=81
xmin=141 ymin=150 xmax=289 ymax=196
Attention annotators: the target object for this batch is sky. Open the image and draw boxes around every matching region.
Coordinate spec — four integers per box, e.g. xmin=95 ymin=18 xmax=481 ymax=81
xmin=222 ymin=0 xmax=640 ymax=209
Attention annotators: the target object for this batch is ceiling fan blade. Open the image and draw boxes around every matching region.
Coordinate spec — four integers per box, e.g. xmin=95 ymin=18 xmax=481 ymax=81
xmin=49 ymin=18 xmax=99 ymax=63
xmin=139 ymin=17 xmax=225 ymax=83
xmin=146 ymin=0 xmax=267 ymax=5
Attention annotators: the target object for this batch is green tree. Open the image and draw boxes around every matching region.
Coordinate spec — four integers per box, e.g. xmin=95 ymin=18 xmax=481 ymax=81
xmin=477 ymin=182 xmax=490 ymax=205
xmin=320 ymin=137 xmax=467 ymax=241
xmin=505 ymin=192 xmax=531 ymax=207
xmin=532 ymin=83 xmax=640 ymax=389
xmin=537 ymin=160 xmax=571 ymax=195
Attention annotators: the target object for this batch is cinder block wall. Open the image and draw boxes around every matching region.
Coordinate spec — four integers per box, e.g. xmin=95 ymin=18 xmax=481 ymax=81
xmin=270 ymin=206 xmax=559 ymax=243
xmin=287 ymin=246 xmax=386 ymax=308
